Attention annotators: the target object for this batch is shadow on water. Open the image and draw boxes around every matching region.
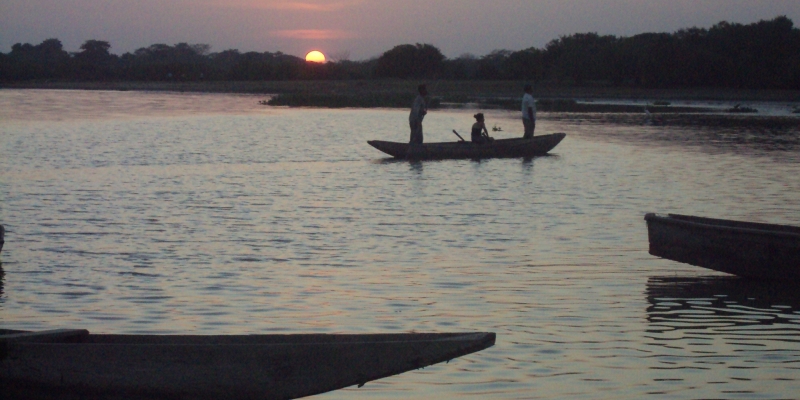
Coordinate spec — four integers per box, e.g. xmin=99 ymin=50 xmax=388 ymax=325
xmin=370 ymin=158 xmax=438 ymax=165
xmin=370 ymin=158 xmax=405 ymax=165
xmin=409 ymin=160 xmax=423 ymax=175
xmin=370 ymin=154 xmax=560 ymax=165
xmin=646 ymin=275 xmax=800 ymax=335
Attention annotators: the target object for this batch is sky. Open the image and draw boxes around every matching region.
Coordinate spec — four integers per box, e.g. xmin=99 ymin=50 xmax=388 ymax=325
xmin=2 ymin=0 xmax=800 ymax=60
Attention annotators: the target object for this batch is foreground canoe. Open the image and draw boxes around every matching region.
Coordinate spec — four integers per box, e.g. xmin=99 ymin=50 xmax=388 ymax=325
xmin=368 ymin=133 xmax=566 ymax=160
xmin=0 ymin=329 xmax=495 ymax=400
xmin=644 ymin=213 xmax=800 ymax=280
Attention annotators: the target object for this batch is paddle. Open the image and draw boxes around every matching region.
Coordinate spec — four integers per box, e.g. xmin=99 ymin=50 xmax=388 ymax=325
xmin=452 ymin=130 xmax=465 ymax=142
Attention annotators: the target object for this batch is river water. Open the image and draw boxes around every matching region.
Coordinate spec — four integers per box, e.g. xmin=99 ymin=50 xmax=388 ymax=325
xmin=1 ymin=89 xmax=800 ymax=399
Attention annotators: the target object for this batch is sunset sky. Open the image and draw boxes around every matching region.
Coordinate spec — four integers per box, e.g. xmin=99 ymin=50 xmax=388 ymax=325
xmin=3 ymin=0 xmax=800 ymax=60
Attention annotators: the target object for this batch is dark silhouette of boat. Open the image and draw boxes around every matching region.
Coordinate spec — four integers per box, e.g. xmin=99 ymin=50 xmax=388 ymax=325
xmin=368 ymin=133 xmax=566 ymax=160
xmin=1 ymin=329 xmax=495 ymax=400
xmin=644 ymin=213 xmax=800 ymax=280
xmin=726 ymin=104 xmax=758 ymax=113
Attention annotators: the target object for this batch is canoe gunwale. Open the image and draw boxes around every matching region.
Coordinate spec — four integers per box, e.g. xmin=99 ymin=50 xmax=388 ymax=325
xmin=645 ymin=213 xmax=800 ymax=240
xmin=644 ymin=213 xmax=800 ymax=280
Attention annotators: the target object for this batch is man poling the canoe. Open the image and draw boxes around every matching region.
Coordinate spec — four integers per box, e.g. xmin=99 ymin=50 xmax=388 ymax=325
xmin=522 ymin=83 xmax=536 ymax=139
xmin=408 ymin=84 xmax=428 ymax=144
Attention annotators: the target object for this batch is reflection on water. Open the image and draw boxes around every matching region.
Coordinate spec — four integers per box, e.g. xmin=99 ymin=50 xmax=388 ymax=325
xmin=551 ymin=113 xmax=800 ymax=157
xmin=1 ymin=89 xmax=800 ymax=399
xmin=647 ymin=276 xmax=800 ymax=336
xmin=645 ymin=276 xmax=800 ymax=396
xmin=0 ymin=89 xmax=264 ymax=122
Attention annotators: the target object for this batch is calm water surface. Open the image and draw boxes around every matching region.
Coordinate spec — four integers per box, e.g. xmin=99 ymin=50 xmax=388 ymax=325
xmin=1 ymin=89 xmax=800 ymax=399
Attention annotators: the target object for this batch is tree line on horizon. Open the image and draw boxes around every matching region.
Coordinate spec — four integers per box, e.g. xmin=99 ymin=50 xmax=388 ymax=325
xmin=1 ymin=16 xmax=799 ymax=90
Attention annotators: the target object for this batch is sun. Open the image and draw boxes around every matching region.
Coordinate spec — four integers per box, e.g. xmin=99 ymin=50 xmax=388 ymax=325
xmin=305 ymin=50 xmax=326 ymax=63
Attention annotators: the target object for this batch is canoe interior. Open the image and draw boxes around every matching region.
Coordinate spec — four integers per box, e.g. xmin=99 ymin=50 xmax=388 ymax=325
xmin=644 ymin=213 xmax=800 ymax=280
xmin=1 ymin=330 xmax=495 ymax=400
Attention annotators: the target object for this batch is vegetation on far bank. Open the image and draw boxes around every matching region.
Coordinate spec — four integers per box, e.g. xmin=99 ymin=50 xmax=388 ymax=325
xmin=2 ymin=16 xmax=800 ymax=92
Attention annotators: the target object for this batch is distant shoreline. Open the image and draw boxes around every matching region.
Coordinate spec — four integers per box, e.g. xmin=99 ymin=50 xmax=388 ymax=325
xmin=4 ymin=80 xmax=800 ymax=103
xmin=4 ymin=81 xmax=800 ymax=115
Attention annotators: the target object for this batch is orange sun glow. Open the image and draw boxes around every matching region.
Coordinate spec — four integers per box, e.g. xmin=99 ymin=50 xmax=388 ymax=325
xmin=305 ymin=50 xmax=326 ymax=63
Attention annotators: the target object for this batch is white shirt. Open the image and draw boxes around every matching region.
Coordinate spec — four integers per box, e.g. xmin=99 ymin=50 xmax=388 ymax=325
xmin=409 ymin=95 xmax=427 ymax=123
xmin=521 ymin=93 xmax=536 ymax=120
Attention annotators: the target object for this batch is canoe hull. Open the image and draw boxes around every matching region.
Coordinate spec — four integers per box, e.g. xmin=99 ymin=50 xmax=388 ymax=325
xmin=368 ymin=133 xmax=566 ymax=160
xmin=1 ymin=330 xmax=495 ymax=400
xmin=644 ymin=213 xmax=800 ymax=280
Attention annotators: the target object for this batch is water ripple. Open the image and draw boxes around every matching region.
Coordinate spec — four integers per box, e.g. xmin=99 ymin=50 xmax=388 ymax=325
xmin=1 ymin=90 xmax=799 ymax=399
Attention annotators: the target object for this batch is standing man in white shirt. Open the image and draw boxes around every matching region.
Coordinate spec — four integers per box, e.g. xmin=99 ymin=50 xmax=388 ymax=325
xmin=521 ymin=84 xmax=536 ymax=139
xmin=409 ymin=84 xmax=428 ymax=144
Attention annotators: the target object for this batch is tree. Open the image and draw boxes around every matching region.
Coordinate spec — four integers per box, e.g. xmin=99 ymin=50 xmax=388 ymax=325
xmin=2 ymin=39 xmax=70 ymax=80
xmin=77 ymin=40 xmax=112 ymax=62
xmin=74 ymin=40 xmax=117 ymax=80
xmin=375 ymin=43 xmax=444 ymax=78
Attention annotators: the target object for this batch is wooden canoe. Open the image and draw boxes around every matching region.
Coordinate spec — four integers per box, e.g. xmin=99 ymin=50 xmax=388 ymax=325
xmin=644 ymin=213 xmax=800 ymax=280
xmin=0 ymin=329 xmax=495 ymax=400
xmin=368 ymin=133 xmax=566 ymax=160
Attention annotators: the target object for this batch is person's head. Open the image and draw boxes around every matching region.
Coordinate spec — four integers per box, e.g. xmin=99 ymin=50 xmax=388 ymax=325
xmin=474 ymin=113 xmax=484 ymax=122
xmin=524 ymin=84 xmax=532 ymax=93
xmin=418 ymin=84 xmax=428 ymax=96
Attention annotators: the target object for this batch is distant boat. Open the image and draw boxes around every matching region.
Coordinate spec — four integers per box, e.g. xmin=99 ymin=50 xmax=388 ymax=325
xmin=1 ymin=329 xmax=495 ymax=400
xmin=644 ymin=213 xmax=800 ymax=280
xmin=368 ymin=133 xmax=566 ymax=160
xmin=726 ymin=104 xmax=758 ymax=113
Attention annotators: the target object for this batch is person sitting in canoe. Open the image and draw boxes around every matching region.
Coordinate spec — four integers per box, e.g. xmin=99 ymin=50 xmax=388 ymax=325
xmin=471 ymin=113 xmax=494 ymax=144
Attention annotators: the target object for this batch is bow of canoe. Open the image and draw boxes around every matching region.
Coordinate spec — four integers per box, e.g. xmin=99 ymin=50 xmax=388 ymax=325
xmin=1 ymin=329 xmax=496 ymax=400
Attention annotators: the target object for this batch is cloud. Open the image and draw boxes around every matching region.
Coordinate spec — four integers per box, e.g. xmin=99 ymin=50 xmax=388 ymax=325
xmin=217 ymin=0 xmax=365 ymax=12
xmin=270 ymin=29 xmax=355 ymax=40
